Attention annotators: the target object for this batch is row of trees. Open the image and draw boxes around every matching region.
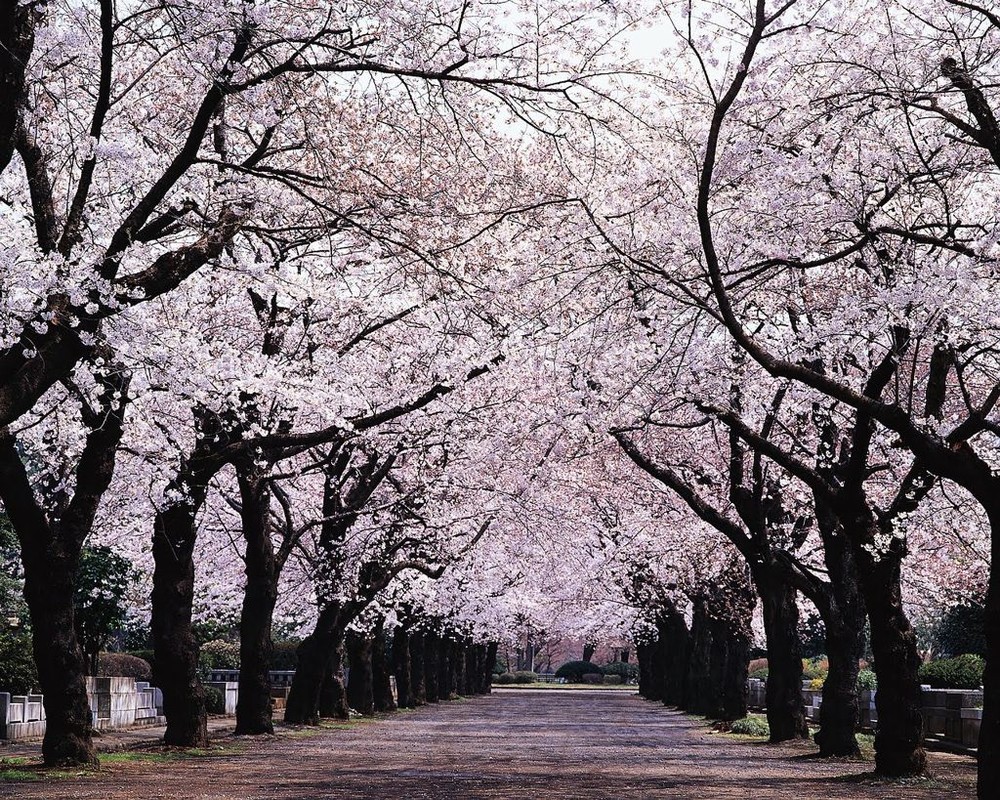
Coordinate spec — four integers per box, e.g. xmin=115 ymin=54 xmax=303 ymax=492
xmin=1 ymin=1 xmax=998 ymax=797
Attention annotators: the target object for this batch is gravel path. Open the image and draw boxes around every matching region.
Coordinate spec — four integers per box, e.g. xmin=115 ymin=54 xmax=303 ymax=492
xmin=1 ymin=689 xmax=977 ymax=799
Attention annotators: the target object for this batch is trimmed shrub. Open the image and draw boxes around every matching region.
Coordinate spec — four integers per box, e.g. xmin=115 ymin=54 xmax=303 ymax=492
xmin=918 ymin=654 xmax=985 ymax=689
xmin=581 ymin=672 xmax=604 ymax=684
xmin=731 ymin=715 xmax=770 ymax=737
xmin=808 ymin=678 xmax=824 ymax=691
xmin=513 ymin=671 xmax=538 ymax=684
xmin=602 ymin=674 xmax=622 ymax=685
xmin=199 ymin=639 xmax=240 ymax=671
xmin=204 ymin=686 xmax=226 ymax=714
xmin=602 ymin=661 xmax=639 ymax=682
xmin=747 ymin=658 xmax=768 ymax=680
xmin=494 ymin=672 xmax=516 ymax=684
xmin=554 ymin=660 xmax=604 ymax=682
xmin=801 ymin=657 xmax=828 ymax=681
xmin=856 ymin=669 xmax=877 ymax=691
xmin=127 ymin=649 xmax=156 ymax=672
xmin=98 ymin=652 xmax=152 ymax=680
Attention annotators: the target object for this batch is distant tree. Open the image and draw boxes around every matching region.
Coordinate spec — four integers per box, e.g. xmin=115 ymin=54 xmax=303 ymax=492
xmin=74 ymin=546 xmax=137 ymax=676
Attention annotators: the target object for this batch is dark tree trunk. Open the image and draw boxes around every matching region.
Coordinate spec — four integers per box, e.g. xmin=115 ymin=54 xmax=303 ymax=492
xmin=753 ymin=564 xmax=808 ymax=742
xmin=235 ymin=469 xmax=276 ymax=735
xmin=424 ymin=631 xmax=440 ymax=703
xmin=483 ymin=642 xmax=498 ymax=693
xmin=152 ymin=502 xmax=207 ymax=747
xmin=637 ymin=642 xmax=653 ymax=699
xmin=346 ymin=631 xmax=375 ymax=716
xmin=647 ymin=618 xmax=667 ymax=703
xmin=437 ymin=635 xmax=454 ymax=700
xmin=685 ymin=597 xmax=716 ymax=716
xmin=977 ymin=502 xmax=1000 ymax=799
xmin=0 ymin=368 xmax=127 ymax=766
xmin=392 ymin=627 xmax=412 ymax=708
xmin=22 ymin=548 xmax=95 ymax=766
xmin=582 ymin=641 xmax=596 ymax=662
xmin=662 ymin=608 xmax=690 ymax=708
xmin=409 ymin=632 xmax=427 ymax=705
xmin=712 ymin=614 xmax=750 ymax=722
xmin=855 ymin=540 xmax=927 ymax=776
xmin=318 ymin=639 xmax=349 ymax=720
xmin=285 ymin=605 xmax=342 ymax=724
xmin=812 ymin=513 xmax=866 ymax=758
xmin=0 ymin=439 xmax=95 ymax=765
xmin=372 ymin=625 xmax=396 ymax=713
xmin=463 ymin=643 xmax=476 ymax=695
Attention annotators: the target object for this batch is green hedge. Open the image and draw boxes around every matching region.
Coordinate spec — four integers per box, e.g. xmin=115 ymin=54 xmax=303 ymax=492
xmin=554 ymin=660 xmax=604 ymax=682
xmin=98 ymin=653 xmax=152 ymax=680
xmin=918 ymin=654 xmax=984 ymax=689
xmin=512 ymin=671 xmax=537 ymax=684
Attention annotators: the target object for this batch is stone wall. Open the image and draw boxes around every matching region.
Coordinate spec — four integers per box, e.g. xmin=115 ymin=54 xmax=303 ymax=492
xmin=0 ymin=677 xmax=165 ymax=741
xmin=746 ymin=679 xmax=982 ymax=750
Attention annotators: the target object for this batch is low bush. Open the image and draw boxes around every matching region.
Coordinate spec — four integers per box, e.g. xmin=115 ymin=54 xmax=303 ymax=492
xmin=802 ymin=657 xmax=829 ymax=681
xmin=199 ymin=639 xmax=240 ymax=672
xmin=856 ymin=669 xmax=877 ymax=691
xmin=808 ymin=678 xmax=824 ymax=691
xmin=554 ymin=660 xmax=604 ymax=682
xmin=581 ymin=672 xmax=604 ymax=684
xmin=204 ymin=686 xmax=226 ymax=714
xmin=126 ymin=649 xmax=156 ymax=672
xmin=98 ymin=653 xmax=152 ymax=680
xmin=494 ymin=672 xmax=516 ymax=684
xmin=602 ymin=661 xmax=639 ymax=682
xmin=602 ymin=674 xmax=622 ymax=685
xmin=748 ymin=667 xmax=769 ymax=680
xmin=512 ymin=671 xmax=537 ymax=684
xmin=918 ymin=654 xmax=984 ymax=689
xmin=730 ymin=716 xmax=770 ymax=737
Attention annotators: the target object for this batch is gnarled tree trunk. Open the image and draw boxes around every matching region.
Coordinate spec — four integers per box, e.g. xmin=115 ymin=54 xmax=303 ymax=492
xmin=392 ymin=626 xmax=412 ymax=708
xmin=346 ymin=631 xmax=374 ymax=716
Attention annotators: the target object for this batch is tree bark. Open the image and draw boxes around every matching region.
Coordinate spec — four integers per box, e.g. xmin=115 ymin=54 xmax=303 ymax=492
xmin=812 ymin=510 xmax=866 ymax=758
xmin=318 ymin=639 xmax=349 ymax=720
xmin=661 ymin=608 xmax=690 ymax=708
xmin=685 ymin=597 xmax=715 ymax=716
xmin=637 ymin=641 xmax=653 ymax=699
xmin=372 ymin=626 xmax=396 ymax=713
xmin=753 ymin=564 xmax=809 ymax=742
xmin=424 ymin=631 xmax=440 ymax=703
xmin=853 ymin=534 xmax=926 ymax=776
xmin=345 ymin=631 xmax=374 ymax=716
xmin=285 ymin=604 xmax=342 ymax=724
xmin=977 ymin=502 xmax=1000 ymax=799
xmin=409 ymin=632 xmax=427 ymax=705
xmin=152 ymin=501 xmax=208 ymax=747
xmin=235 ymin=468 xmax=276 ymax=735
xmin=483 ymin=642 xmax=497 ymax=694
xmin=437 ymin=635 xmax=454 ymax=700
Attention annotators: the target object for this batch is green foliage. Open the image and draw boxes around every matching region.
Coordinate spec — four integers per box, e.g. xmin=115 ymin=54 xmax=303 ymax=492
xmin=798 ymin=612 xmax=827 ymax=659
xmin=801 ymin=657 xmax=829 ymax=681
xmin=97 ymin=653 xmax=152 ymax=680
xmin=494 ymin=672 xmax=516 ymax=684
xmin=512 ymin=671 xmax=537 ymax=684
xmin=747 ymin=658 xmax=768 ymax=680
xmin=270 ymin=639 xmax=300 ymax=670
xmin=554 ymin=660 xmax=604 ymax=682
xmin=932 ymin=602 xmax=986 ymax=658
xmin=602 ymin=674 xmax=622 ymax=685
xmin=199 ymin=639 xmax=240 ymax=673
xmin=730 ymin=715 xmax=770 ymax=737
xmin=0 ymin=514 xmax=36 ymax=695
xmin=0 ymin=628 xmax=38 ymax=695
xmin=602 ymin=661 xmax=639 ymax=682
xmin=918 ymin=654 xmax=985 ymax=689
xmin=203 ymin=686 xmax=226 ymax=714
xmin=127 ymin=649 xmax=156 ymax=673
xmin=808 ymin=677 xmax=824 ymax=691
xmin=856 ymin=669 xmax=877 ymax=691
xmin=581 ymin=672 xmax=603 ymax=684
xmin=74 ymin=546 xmax=137 ymax=672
